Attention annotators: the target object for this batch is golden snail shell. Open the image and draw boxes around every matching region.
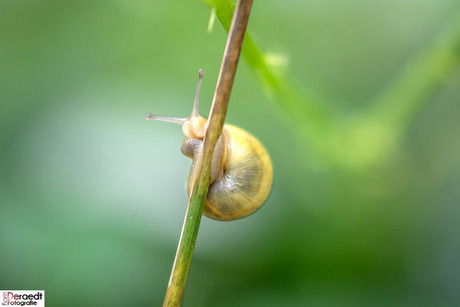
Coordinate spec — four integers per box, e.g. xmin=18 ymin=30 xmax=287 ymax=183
xmin=202 ymin=124 xmax=272 ymax=220
xmin=147 ymin=70 xmax=273 ymax=221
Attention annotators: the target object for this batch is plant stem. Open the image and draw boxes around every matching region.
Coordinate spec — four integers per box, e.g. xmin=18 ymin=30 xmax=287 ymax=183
xmin=205 ymin=0 xmax=460 ymax=169
xmin=365 ymin=9 xmax=460 ymax=134
xmin=163 ymin=1 xmax=253 ymax=306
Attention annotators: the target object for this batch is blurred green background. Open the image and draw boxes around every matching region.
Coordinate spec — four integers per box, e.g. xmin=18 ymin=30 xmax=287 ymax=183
xmin=1 ymin=0 xmax=460 ymax=306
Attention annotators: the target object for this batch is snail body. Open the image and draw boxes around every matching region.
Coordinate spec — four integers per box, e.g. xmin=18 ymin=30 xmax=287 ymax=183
xmin=147 ymin=70 xmax=273 ymax=221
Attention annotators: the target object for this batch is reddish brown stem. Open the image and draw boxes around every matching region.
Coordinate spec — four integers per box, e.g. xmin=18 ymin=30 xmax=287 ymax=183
xmin=163 ymin=1 xmax=253 ymax=306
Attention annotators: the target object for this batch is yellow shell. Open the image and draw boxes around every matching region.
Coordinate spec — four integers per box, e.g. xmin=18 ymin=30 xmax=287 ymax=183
xmin=147 ymin=69 xmax=273 ymax=221
xmin=200 ymin=124 xmax=273 ymax=220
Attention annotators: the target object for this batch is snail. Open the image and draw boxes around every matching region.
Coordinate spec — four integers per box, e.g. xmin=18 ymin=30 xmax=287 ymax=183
xmin=147 ymin=69 xmax=273 ymax=221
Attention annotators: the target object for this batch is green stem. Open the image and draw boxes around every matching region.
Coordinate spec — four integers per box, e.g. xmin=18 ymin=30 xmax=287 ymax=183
xmin=203 ymin=0 xmax=338 ymax=163
xmin=365 ymin=8 xmax=460 ymax=134
xmin=205 ymin=1 xmax=460 ymax=169
xmin=332 ymin=9 xmax=460 ymax=169
xmin=204 ymin=0 xmax=334 ymax=133
xmin=163 ymin=1 xmax=253 ymax=306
